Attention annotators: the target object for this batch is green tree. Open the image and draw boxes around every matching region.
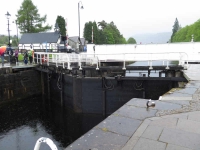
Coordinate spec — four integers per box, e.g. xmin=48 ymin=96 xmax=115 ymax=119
xmin=0 ymin=35 xmax=18 ymax=47
xmin=11 ymin=38 xmax=18 ymax=47
xmin=121 ymin=37 xmax=127 ymax=44
xmin=83 ymin=21 xmax=100 ymax=44
xmin=98 ymin=30 xmax=107 ymax=44
xmin=56 ymin=16 xmax=66 ymax=36
xmin=109 ymin=21 xmax=123 ymax=44
xmin=172 ymin=19 xmax=200 ymax=42
xmin=103 ymin=27 xmax=115 ymax=44
xmin=92 ymin=21 xmax=99 ymax=44
xmin=98 ymin=20 xmax=107 ymax=30
xmin=16 ymin=0 xmax=51 ymax=33
xmin=83 ymin=21 xmax=93 ymax=43
xmin=84 ymin=20 xmax=126 ymax=44
xmin=0 ymin=35 xmax=8 ymax=46
xmin=127 ymin=37 xmax=136 ymax=44
xmin=171 ymin=18 xmax=180 ymax=42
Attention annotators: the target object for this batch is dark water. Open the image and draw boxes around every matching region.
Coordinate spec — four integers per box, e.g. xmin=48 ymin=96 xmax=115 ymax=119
xmin=0 ymin=96 xmax=104 ymax=150
xmin=126 ymin=61 xmax=178 ymax=77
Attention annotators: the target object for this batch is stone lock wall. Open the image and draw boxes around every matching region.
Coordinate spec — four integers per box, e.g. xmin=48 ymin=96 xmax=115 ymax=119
xmin=0 ymin=69 xmax=42 ymax=101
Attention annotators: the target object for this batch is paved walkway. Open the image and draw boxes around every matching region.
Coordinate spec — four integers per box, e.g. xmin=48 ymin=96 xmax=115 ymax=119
xmin=65 ymin=64 xmax=200 ymax=150
xmin=121 ymin=64 xmax=200 ymax=150
xmin=0 ymin=62 xmax=37 ymax=69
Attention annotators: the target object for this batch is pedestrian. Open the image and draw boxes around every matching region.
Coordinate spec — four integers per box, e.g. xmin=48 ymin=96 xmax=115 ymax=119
xmin=6 ymin=46 xmax=13 ymax=64
xmin=15 ymin=49 xmax=19 ymax=65
xmin=32 ymin=49 xmax=35 ymax=64
xmin=28 ymin=49 xmax=33 ymax=64
xmin=23 ymin=50 xmax=28 ymax=65
xmin=1 ymin=52 xmax=4 ymax=67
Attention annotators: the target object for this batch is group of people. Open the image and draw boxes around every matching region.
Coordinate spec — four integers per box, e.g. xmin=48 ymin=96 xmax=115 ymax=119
xmin=23 ymin=49 xmax=34 ymax=65
xmin=0 ymin=47 xmax=34 ymax=67
xmin=13 ymin=49 xmax=34 ymax=65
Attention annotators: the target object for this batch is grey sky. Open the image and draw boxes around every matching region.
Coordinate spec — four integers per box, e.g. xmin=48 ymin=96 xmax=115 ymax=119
xmin=1 ymin=0 xmax=200 ymax=39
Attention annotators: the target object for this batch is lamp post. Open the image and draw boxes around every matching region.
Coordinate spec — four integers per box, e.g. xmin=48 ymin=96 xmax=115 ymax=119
xmin=191 ymin=34 xmax=194 ymax=42
xmin=13 ymin=20 xmax=19 ymax=45
xmin=78 ymin=1 xmax=84 ymax=49
xmin=5 ymin=12 xmax=11 ymax=47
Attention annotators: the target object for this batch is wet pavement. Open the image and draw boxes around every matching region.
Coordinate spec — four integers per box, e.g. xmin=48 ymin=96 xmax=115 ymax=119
xmin=65 ymin=64 xmax=200 ymax=150
xmin=0 ymin=62 xmax=37 ymax=69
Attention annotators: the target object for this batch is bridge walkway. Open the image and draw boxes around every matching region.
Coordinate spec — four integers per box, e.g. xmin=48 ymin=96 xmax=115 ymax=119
xmin=34 ymin=52 xmax=188 ymax=72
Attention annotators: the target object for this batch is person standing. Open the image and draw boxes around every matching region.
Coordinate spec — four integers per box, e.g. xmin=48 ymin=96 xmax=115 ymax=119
xmin=6 ymin=46 xmax=13 ymax=64
xmin=28 ymin=50 xmax=33 ymax=64
xmin=15 ymin=49 xmax=19 ymax=65
xmin=32 ymin=49 xmax=35 ymax=64
xmin=23 ymin=50 xmax=28 ymax=65
xmin=1 ymin=52 xmax=4 ymax=67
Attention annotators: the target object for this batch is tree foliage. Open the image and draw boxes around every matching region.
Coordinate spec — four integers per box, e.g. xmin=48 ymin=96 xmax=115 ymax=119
xmin=83 ymin=20 xmax=126 ymax=44
xmin=127 ymin=37 xmax=136 ymax=44
xmin=92 ymin=21 xmax=99 ymax=44
xmin=56 ymin=16 xmax=66 ymax=36
xmin=16 ymin=0 xmax=51 ymax=33
xmin=83 ymin=21 xmax=93 ymax=43
xmin=0 ymin=35 xmax=19 ymax=47
xmin=171 ymin=18 xmax=180 ymax=42
xmin=172 ymin=19 xmax=200 ymax=42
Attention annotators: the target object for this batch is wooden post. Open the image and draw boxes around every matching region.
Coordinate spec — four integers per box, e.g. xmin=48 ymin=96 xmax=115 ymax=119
xmin=102 ymin=90 xmax=106 ymax=117
xmin=60 ymin=73 xmax=63 ymax=108
xmin=102 ymin=77 xmax=106 ymax=117
xmin=47 ymin=72 xmax=51 ymax=109
xmin=41 ymin=72 xmax=45 ymax=104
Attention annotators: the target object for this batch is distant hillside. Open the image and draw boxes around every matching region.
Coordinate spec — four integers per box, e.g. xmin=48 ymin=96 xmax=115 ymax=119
xmin=133 ymin=32 xmax=172 ymax=44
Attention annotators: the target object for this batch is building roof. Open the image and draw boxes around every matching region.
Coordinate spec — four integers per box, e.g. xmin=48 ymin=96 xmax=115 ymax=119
xmin=19 ymin=32 xmax=60 ymax=44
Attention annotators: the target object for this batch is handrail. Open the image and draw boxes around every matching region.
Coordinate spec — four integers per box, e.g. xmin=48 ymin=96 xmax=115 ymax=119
xmin=34 ymin=52 xmax=188 ymax=70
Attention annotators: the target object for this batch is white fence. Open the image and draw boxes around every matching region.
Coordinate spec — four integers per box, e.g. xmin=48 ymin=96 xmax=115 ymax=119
xmin=35 ymin=52 xmax=188 ymax=70
xmin=86 ymin=42 xmax=200 ymax=62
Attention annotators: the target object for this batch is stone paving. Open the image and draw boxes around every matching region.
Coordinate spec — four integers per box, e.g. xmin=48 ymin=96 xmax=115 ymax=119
xmin=121 ymin=64 xmax=200 ymax=150
xmin=64 ymin=64 xmax=200 ymax=150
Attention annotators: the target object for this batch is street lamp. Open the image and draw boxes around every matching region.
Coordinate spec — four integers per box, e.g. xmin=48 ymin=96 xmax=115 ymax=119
xmin=78 ymin=1 xmax=84 ymax=47
xmin=191 ymin=34 xmax=194 ymax=42
xmin=5 ymin=11 xmax=11 ymax=47
xmin=13 ymin=20 xmax=19 ymax=45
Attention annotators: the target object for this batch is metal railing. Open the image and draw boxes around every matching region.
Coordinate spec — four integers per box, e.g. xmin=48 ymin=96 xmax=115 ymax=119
xmin=34 ymin=52 xmax=188 ymax=70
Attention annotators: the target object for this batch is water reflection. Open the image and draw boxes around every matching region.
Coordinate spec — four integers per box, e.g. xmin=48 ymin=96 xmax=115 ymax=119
xmin=0 ymin=96 xmax=104 ymax=150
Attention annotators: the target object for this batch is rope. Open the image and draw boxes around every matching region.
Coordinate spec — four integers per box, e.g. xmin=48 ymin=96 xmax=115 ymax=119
xmin=103 ymin=78 xmax=114 ymax=91
xmin=57 ymin=73 xmax=62 ymax=90
xmin=133 ymin=81 xmax=144 ymax=91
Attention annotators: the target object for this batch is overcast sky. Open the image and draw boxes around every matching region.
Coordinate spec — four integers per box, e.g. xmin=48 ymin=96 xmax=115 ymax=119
xmin=1 ymin=0 xmax=200 ymax=39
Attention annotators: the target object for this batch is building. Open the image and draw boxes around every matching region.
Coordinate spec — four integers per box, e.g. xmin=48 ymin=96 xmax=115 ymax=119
xmin=19 ymin=32 xmax=86 ymax=52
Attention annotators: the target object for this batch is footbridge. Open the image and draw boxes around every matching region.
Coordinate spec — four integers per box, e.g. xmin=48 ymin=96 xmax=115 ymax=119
xmin=34 ymin=51 xmax=187 ymax=71
xmin=86 ymin=42 xmax=200 ymax=63
xmin=34 ymin=42 xmax=200 ymax=70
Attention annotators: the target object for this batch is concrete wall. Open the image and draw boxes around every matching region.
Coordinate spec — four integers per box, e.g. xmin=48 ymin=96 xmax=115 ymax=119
xmin=0 ymin=69 xmax=42 ymax=101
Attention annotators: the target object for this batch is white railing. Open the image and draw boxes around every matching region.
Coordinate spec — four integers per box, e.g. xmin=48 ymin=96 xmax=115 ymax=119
xmin=34 ymin=52 xmax=188 ymax=70
xmin=87 ymin=43 xmax=200 ymax=62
